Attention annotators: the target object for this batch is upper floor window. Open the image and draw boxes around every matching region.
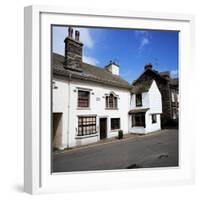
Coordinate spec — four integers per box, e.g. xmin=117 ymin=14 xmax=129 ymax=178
xmin=136 ymin=93 xmax=142 ymax=107
xmin=78 ymin=90 xmax=90 ymax=108
xmin=171 ymin=91 xmax=175 ymax=102
xmin=105 ymin=93 xmax=118 ymax=109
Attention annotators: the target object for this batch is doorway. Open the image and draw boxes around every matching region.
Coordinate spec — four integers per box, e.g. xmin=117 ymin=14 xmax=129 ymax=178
xmin=53 ymin=113 xmax=63 ymax=148
xmin=99 ymin=118 xmax=107 ymax=140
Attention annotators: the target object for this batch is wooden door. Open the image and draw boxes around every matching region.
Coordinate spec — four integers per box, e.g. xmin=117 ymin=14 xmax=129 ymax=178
xmin=100 ymin=118 xmax=107 ymax=139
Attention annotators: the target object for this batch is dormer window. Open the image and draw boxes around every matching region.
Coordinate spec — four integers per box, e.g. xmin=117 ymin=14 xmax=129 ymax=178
xmin=105 ymin=92 xmax=118 ymax=109
xmin=136 ymin=93 xmax=142 ymax=107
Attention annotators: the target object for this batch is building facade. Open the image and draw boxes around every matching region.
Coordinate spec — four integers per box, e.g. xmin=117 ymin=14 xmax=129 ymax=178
xmin=129 ymin=80 xmax=162 ymax=134
xmin=52 ymin=28 xmax=163 ymax=150
xmin=132 ymin=64 xmax=179 ymax=127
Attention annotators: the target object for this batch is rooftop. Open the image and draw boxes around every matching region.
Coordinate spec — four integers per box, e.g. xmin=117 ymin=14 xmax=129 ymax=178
xmin=52 ymin=53 xmax=131 ymax=90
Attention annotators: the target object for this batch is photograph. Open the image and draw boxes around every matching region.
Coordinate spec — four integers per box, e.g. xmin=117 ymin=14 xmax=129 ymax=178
xmin=51 ymin=25 xmax=179 ymax=173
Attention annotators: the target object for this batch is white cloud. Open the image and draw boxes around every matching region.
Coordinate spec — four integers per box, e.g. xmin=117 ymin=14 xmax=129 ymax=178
xmin=171 ymin=69 xmax=178 ymax=78
xmin=53 ymin=27 xmax=95 ymax=56
xmin=139 ymin=37 xmax=150 ymax=50
xmin=83 ymin=56 xmax=99 ymax=66
xmin=76 ymin=28 xmax=94 ymax=49
xmin=134 ymin=30 xmax=151 ymax=53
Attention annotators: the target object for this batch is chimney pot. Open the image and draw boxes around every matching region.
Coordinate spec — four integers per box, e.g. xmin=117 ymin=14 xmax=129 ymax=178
xmin=75 ymin=30 xmax=80 ymax=41
xmin=68 ymin=27 xmax=73 ymax=38
xmin=145 ymin=63 xmax=153 ymax=70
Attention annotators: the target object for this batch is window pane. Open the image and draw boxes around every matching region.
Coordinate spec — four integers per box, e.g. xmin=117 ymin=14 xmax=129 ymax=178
xmin=106 ymin=93 xmax=118 ymax=109
xmin=111 ymin=118 xmax=120 ymax=130
xmin=78 ymin=116 xmax=96 ymax=136
xmin=132 ymin=113 xmax=145 ymax=127
xmin=78 ymin=90 xmax=89 ymax=107
xmin=136 ymin=94 xmax=142 ymax=107
xmin=152 ymin=114 xmax=157 ymax=123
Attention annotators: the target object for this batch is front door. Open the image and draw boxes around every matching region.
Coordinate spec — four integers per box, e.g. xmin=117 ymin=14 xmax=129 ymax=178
xmin=100 ymin=118 xmax=107 ymax=139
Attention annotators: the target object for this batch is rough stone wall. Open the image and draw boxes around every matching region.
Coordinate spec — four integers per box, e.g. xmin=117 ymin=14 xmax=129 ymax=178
xmin=170 ymin=85 xmax=179 ymax=120
xmin=64 ymin=37 xmax=83 ymax=70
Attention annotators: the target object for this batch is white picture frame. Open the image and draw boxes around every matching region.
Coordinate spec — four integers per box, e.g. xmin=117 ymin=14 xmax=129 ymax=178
xmin=24 ymin=5 xmax=195 ymax=194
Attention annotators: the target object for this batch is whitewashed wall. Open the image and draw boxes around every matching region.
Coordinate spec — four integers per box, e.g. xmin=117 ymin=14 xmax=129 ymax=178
xmin=131 ymin=91 xmax=149 ymax=109
xmin=53 ymin=76 xmax=130 ymax=149
xmin=129 ymin=80 xmax=162 ymax=134
xmin=149 ymin=80 xmax=162 ymax=114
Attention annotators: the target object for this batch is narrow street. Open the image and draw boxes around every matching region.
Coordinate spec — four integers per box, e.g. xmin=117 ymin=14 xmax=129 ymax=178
xmin=53 ymin=129 xmax=178 ymax=173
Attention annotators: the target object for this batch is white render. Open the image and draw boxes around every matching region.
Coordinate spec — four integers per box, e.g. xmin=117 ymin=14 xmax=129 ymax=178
xmin=53 ymin=76 xmax=130 ymax=149
xmin=53 ymin=77 xmax=162 ymax=149
xmin=129 ymin=80 xmax=162 ymax=134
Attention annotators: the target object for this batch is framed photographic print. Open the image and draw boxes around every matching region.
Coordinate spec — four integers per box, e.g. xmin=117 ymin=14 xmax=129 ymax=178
xmin=24 ymin=5 xmax=195 ymax=194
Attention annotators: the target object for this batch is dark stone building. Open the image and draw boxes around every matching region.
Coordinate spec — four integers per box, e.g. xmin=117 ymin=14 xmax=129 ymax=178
xmin=132 ymin=64 xmax=179 ymax=127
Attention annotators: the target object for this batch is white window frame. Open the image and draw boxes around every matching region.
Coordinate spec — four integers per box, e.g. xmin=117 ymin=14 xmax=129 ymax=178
xmin=24 ymin=6 xmax=195 ymax=194
xmin=77 ymin=89 xmax=91 ymax=109
xmin=105 ymin=92 xmax=119 ymax=109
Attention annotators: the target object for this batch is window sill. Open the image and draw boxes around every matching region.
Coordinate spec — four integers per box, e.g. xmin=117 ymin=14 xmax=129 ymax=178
xmin=110 ymin=129 xmax=120 ymax=132
xmin=132 ymin=126 xmax=145 ymax=128
xmin=77 ymin=107 xmax=91 ymax=110
xmin=105 ymin=108 xmax=118 ymax=110
xmin=75 ymin=133 xmax=98 ymax=139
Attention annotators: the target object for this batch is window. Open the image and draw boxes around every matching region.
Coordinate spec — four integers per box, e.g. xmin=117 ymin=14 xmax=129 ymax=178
xmin=111 ymin=118 xmax=120 ymax=130
xmin=78 ymin=116 xmax=96 ymax=136
xmin=136 ymin=94 xmax=142 ymax=107
xmin=172 ymin=108 xmax=177 ymax=119
xmin=152 ymin=114 xmax=157 ymax=123
xmin=132 ymin=113 xmax=145 ymax=127
xmin=78 ymin=90 xmax=90 ymax=108
xmin=105 ymin=93 xmax=118 ymax=109
xmin=171 ymin=91 xmax=175 ymax=102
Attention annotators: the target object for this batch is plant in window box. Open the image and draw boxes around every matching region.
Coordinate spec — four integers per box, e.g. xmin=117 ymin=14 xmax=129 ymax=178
xmin=118 ymin=130 xmax=123 ymax=139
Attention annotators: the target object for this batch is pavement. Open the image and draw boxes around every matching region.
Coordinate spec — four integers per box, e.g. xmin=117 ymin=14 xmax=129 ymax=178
xmin=52 ymin=129 xmax=178 ymax=173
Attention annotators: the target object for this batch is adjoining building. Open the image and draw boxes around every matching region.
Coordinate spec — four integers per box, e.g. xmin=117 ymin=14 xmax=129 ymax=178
xmin=52 ymin=27 xmax=163 ymax=149
xmin=129 ymin=80 xmax=162 ymax=134
xmin=132 ymin=64 xmax=179 ymax=127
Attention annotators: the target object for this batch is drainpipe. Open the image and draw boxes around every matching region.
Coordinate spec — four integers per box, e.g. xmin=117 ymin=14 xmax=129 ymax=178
xmin=67 ymin=73 xmax=72 ymax=148
xmin=128 ymin=93 xmax=131 ymax=132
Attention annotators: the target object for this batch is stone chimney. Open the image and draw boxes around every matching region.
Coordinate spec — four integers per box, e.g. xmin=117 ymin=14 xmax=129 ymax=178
xmin=64 ymin=27 xmax=83 ymax=71
xmin=105 ymin=60 xmax=119 ymax=76
xmin=144 ymin=63 xmax=153 ymax=70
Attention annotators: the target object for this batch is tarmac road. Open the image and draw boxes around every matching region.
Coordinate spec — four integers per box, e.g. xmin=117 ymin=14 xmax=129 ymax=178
xmin=52 ymin=129 xmax=178 ymax=173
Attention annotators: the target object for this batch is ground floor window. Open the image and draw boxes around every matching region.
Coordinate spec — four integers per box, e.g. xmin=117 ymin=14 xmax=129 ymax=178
xmin=132 ymin=113 xmax=145 ymax=127
xmin=172 ymin=108 xmax=177 ymax=119
xmin=152 ymin=114 xmax=157 ymax=124
xmin=78 ymin=116 xmax=96 ymax=136
xmin=111 ymin=118 xmax=120 ymax=130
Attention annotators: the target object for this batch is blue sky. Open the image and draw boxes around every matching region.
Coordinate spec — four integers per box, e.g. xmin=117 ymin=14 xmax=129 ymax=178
xmin=52 ymin=26 xmax=178 ymax=83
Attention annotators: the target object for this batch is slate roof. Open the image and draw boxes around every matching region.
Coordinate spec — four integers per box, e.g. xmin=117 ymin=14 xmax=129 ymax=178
xmin=132 ymin=68 xmax=179 ymax=88
xmin=131 ymin=80 xmax=153 ymax=94
xmin=52 ymin=53 xmax=131 ymax=90
xmin=170 ymin=78 xmax=178 ymax=86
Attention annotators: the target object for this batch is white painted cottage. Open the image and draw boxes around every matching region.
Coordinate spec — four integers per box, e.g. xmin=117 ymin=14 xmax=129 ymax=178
xmin=52 ymin=27 xmax=162 ymax=150
xmin=129 ymin=80 xmax=162 ymax=134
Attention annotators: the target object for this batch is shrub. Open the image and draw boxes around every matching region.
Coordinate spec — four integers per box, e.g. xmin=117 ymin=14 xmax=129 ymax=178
xmin=118 ymin=130 xmax=123 ymax=139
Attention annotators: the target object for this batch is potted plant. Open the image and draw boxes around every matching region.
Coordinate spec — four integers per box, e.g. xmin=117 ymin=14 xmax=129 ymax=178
xmin=118 ymin=130 xmax=123 ymax=139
